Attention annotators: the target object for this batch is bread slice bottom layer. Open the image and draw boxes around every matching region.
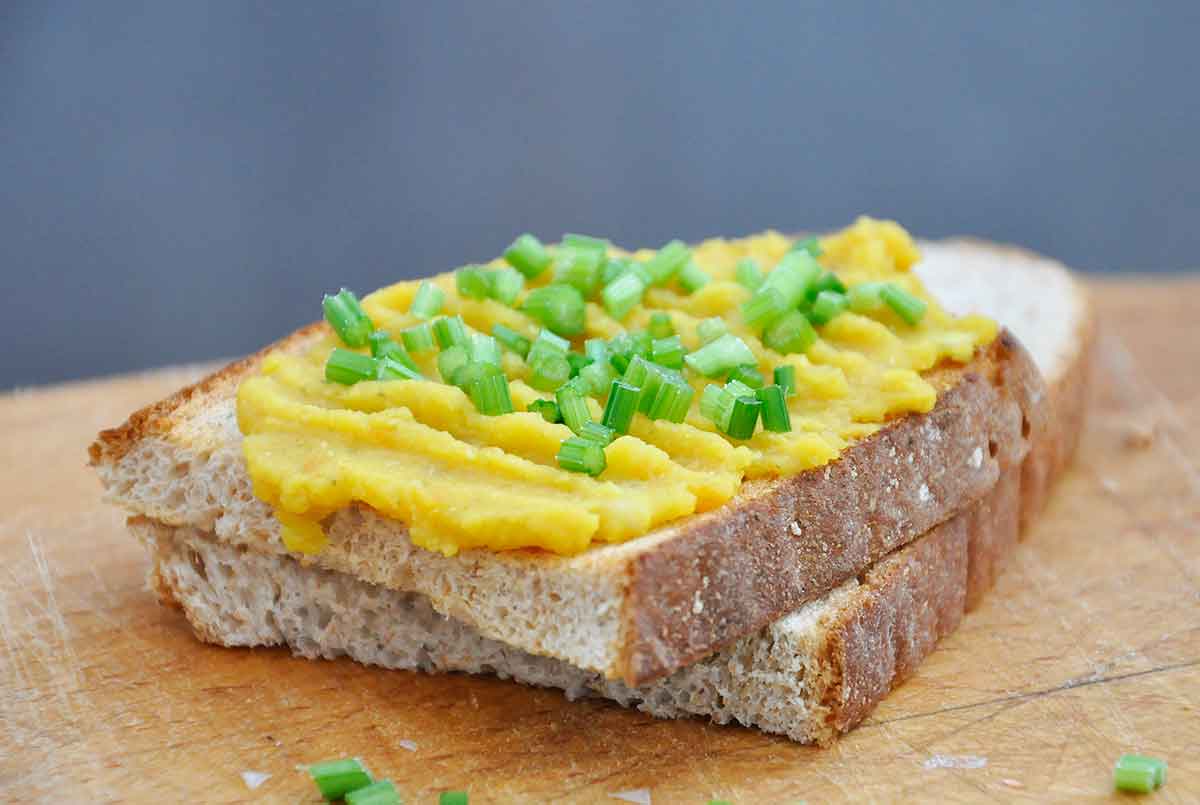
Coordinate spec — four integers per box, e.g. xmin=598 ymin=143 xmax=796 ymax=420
xmin=132 ymin=467 xmax=1019 ymax=746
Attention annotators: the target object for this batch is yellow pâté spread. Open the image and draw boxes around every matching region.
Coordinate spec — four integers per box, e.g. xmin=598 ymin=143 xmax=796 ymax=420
xmin=237 ymin=218 xmax=997 ymax=557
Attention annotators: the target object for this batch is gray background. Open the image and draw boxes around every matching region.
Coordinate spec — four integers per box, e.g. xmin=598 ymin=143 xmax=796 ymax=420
xmin=3 ymin=1 xmax=1198 ymax=387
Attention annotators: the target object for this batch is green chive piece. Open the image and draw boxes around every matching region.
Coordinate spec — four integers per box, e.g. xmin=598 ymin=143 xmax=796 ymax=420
xmin=557 ymin=435 xmax=606 ymax=476
xmin=696 ymin=316 xmax=728 ymax=345
xmin=528 ymin=354 xmax=571 ymax=392
xmin=808 ymin=271 xmax=846 ymax=299
xmin=726 ymin=395 xmax=761 ymax=439
xmin=601 ymin=271 xmax=646 ymax=321
xmin=323 ymin=288 xmax=374 ymax=348
xmin=773 ymin=365 xmax=796 ymax=396
xmin=735 ymin=257 xmax=764 ymax=291
xmin=650 ymin=335 xmax=686 ymax=369
xmin=602 ymin=380 xmax=640 ymax=434
xmin=677 ymin=260 xmax=711 ymax=293
xmin=377 ymin=356 xmax=422 ymax=381
xmin=578 ymin=420 xmax=616 ymax=446
xmin=880 ymin=284 xmax=928 ymax=325
xmin=847 ymin=282 xmax=887 ymax=314
xmin=369 ymin=331 xmax=420 ymax=371
xmin=309 ymin=758 xmax=373 ymax=801
xmin=490 ymin=267 xmax=525 ymax=306
xmin=579 ymin=359 xmax=616 ymax=396
xmin=585 ymin=338 xmax=609 ymax=364
xmin=555 ymin=384 xmax=592 ymax=435
xmin=684 ymin=333 xmax=757 ymax=377
xmin=790 ymin=236 xmax=823 ymax=256
xmin=469 ymin=333 xmax=502 ymax=367
xmin=699 ymin=384 xmax=734 ymax=430
xmin=765 ymin=251 xmax=822 ymax=307
xmin=757 ymin=384 xmax=791 ymax=432
xmin=345 ymin=780 xmax=401 ymax=805
xmin=741 ymin=286 xmax=789 ymax=329
xmin=725 ymin=378 xmax=756 ymax=400
xmin=447 ymin=359 xmax=500 ymax=390
xmin=648 ymin=311 xmax=674 ymax=339
xmin=601 ymin=256 xmax=631 ymax=285
xmin=763 ymin=310 xmax=818 ymax=355
xmin=527 ymin=328 xmax=571 ymax=364
xmin=325 ymin=349 xmax=378 ymax=385
xmin=648 ymin=375 xmax=694 ymax=423
xmin=439 ymin=793 xmax=469 ymax=805
xmin=456 ymin=265 xmax=493 ymax=300
xmin=467 ymin=372 xmax=513 ymax=416
xmin=527 ymin=398 xmax=561 ymax=423
xmin=400 ymin=322 xmax=436 ymax=353
xmin=492 ymin=323 xmax=531 ymax=358
xmin=1113 ymin=755 xmax=1166 ymax=793
xmin=433 ymin=315 xmax=469 ymax=349
xmin=410 ymin=281 xmax=445 ymax=319
xmin=434 ymin=345 xmax=465 ymax=383
xmin=562 ymin=233 xmax=610 ymax=258
xmin=643 ymin=240 xmax=691 ymax=285
xmin=504 ymin=233 xmax=551 ymax=279
xmin=566 ymin=350 xmax=591 ymax=377
xmin=727 ymin=364 xmax=764 ymax=389
xmin=522 ymin=284 xmax=586 ymax=336
xmin=553 ymin=247 xmax=603 ymax=296
xmin=809 ymin=290 xmax=849 ymax=325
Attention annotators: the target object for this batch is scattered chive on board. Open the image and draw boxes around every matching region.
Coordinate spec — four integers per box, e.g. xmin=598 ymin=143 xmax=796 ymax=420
xmin=308 ymin=758 xmax=373 ymax=801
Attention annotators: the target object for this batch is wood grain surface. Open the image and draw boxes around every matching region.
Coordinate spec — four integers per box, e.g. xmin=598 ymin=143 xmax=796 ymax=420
xmin=2 ymin=278 xmax=1198 ymax=804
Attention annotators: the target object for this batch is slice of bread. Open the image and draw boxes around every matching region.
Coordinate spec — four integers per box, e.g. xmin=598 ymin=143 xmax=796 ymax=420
xmin=90 ymin=241 xmax=1054 ymax=685
xmin=125 ymin=240 xmax=1092 ymax=745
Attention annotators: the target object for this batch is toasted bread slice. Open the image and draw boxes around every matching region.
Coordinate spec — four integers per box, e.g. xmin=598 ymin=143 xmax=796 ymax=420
xmin=91 ymin=241 xmax=1063 ymax=685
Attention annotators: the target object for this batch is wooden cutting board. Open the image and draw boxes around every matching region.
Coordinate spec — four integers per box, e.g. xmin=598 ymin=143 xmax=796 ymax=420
xmin=2 ymin=278 xmax=1198 ymax=804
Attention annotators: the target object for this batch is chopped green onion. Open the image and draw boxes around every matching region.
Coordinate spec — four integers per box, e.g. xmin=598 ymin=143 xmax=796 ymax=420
xmin=469 ymin=333 xmax=502 ymax=367
xmin=561 ymin=374 xmax=591 ymax=396
xmin=439 ymin=793 xmax=469 ymax=805
xmin=527 ymin=398 xmax=561 ymax=423
xmin=741 ymin=286 xmax=789 ymax=329
xmin=377 ymin=356 xmax=422 ymax=381
xmin=809 ymin=290 xmax=849 ymax=325
xmin=699 ymin=384 xmax=734 ymax=430
xmin=648 ymin=311 xmax=674 ymax=339
xmin=555 ymin=384 xmax=592 ymax=434
xmin=726 ymin=395 xmax=761 ymax=439
xmin=553 ymin=248 xmax=603 ymax=296
xmin=727 ymin=364 xmax=764 ymax=389
xmin=648 ymin=375 xmax=694 ymax=423
xmin=684 ymin=333 xmax=757 ymax=377
xmin=696 ymin=316 xmax=728 ymax=345
xmin=601 ymin=256 xmax=631 ymax=285
xmin=345 ymin=780 xmax=401 ymax=805
xmin=578 ymin=420 xmax=616 ymax=446
xmin=601 ymin=271 xmax=646 ymax=321
xmin=735 ymin=258 xmax=764 ymax=291
xmin=490 ymin=267 xmax=525 ymax=306
xmin=649 ymin=335 xmax=686 ymax=369
xmin=763 ymin=251 xmax=821 ymax=307
xmin=763 ymin=310 xmax=818 ymax=355
xmin=725 ymin=378 xmax=756 ymax=400
xmin=773 ymin=364 xmax=796 ymax=396
xmin=467 ymin=372 xmax=514 ymax=416
xmin=880 ymin=284 xmax=927 ymax=325
xmin=562 ymin=233 xmax=609 ymax=258
xmin=790 ymin=236 xmax=823 ymax=256
xmin=410 ymin=281 xmax=445 ymax=319
xmin=643 ymin=240 xmax=691 ymax=285
xmin=677 ymin=260 xmax=711 ymax=293
xmin=601 ymin=380 xmax=640 ymax=434
xmin=492 ymin=323 xmax=531 ymax=358
xmin=400 ymin=322 xmax=436 ymax=353
xmin=323 ymin=288 xmax=373 ymax=348
xmin=522 ymin=284 xmax=586 ymax=336
xmin=504 ymin=233 xmax=551 ymax=279
xmin=433 ymin=315 xmax=469 ymax=349
xmin=526 ymin=328 xmax=571 ymax=364
xmin=557 ymin=435 xmax=606 ymax=476
xmin=622 ymin=354 xmax=651 ymax=390
xmin=808 ymin=271 xmax=846 ymax=299
xmin=757 ymin=384 xmax=791 ymax=432
xmin=368 ymin=329 xmax=393 ymax=357
xmin=449 ymin=359 xmax=500 ymax=390
xmin=847 ymin=282 xmax=887 ymax=313
xmin=528 ymin=353 xmax=571 ymax=392
xmin=456 ymin=265 xmax=493 ymax=300
xmin=1114 ymin=754 xmax=1166 ymax=793
xmin=585 ymin=338 xmax=609 ymax=364
xmin=309 ymin=758 xmax=373 ymax=801
xmin=369 ymin=331 xmax=419 ymax=371
xmin=325 ymin=349 xmax=378 ymax=385
xmin=566 ymin=350 xmax=591 ymax=377
xmin=579 ymin=359 xmax=616 ymax=396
